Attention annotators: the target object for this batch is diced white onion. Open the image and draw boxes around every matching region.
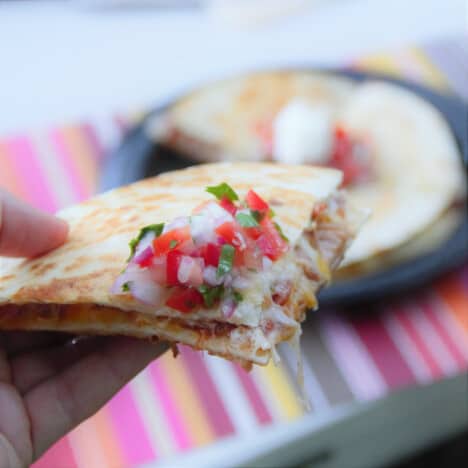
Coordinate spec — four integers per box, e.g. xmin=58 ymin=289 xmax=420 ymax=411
xmin=232 ymin=276 xmax=249 ymax=290
xmin=202 ymin=201 xmax=234 ymax=223
xmin=134 ymin=231 xmax=155 ymax=257
xmin=262 ymin=257 xmax=273 ymax=270
xmin=163 ymin=216 xmax=190 ymax=233
xmin=111 ymin=267 xmax=163 ymax=306
xmin=221 ymin=297 xmax=237 ymax=318
xmin=131 ymin=277 xmax=163 ymax=306
xmin=203 ymin=266 xmax=223 ymax=286
xmin=177 ymin=256 xmax=204 ymax=286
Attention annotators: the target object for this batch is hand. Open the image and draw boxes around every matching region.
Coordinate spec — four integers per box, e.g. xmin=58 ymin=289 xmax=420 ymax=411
xmin=0 ymin=191 xmax=166 ymax=467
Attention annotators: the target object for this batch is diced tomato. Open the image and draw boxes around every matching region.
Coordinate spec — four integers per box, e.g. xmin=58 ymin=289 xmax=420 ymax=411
xmin=329 ymin=125 xmax=372 ymax=187
xmin=235 ymin=237 xmax=262 ymax=269
xmin=215 ymin=222 xmax=236 ymax=244
xmin=153 ymin=226 xmax=191 ymax=256
xmin=166 ymin=250 xmax=183 ymax=286
xmin=166 ymin=287 xmax=203 ymax=313
xmin=201 ymin=243 xmax=222 ymax=267
xmin=257 ymin=218 xmax=288 ymax=260
xmin=219 ymin=197 xmax=237 ymax=216
xmin=246 ymin=190 xmax=269 ymax=214
xmin=242 ymin=225 xmax=262 ymax=240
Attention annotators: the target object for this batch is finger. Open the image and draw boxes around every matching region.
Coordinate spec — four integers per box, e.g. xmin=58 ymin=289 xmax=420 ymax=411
xmin=12 ymin=336 xmax=102 ymax=394
xmin=0 ymin=190 xmax=68 ymax=258
xmin=0 ymin=383 xmax=32 ymax=467
xmin=0 ymin=331 xmax=72 ymax=357
xmin=25 ymin=337 xmax=167 ymax=458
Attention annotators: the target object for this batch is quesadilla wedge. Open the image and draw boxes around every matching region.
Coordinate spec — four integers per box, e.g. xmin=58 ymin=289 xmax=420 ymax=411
xmin=0 ymin=163 xmax=362 ymax=368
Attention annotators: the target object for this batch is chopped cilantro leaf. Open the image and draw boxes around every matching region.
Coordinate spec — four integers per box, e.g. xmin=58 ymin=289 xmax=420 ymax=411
xmin=198 ymin=285 xmax=224 ymax=308
xmin=127 ymin=223 xmax=164 ymax=261
xmin=206 ymin=182 xmax=239 ymax=202
xmin=268 ymin=207 xmax=276 ymax=218
xmin=273 ymin=221 xmax=289 ymax=242
xmin=236 ymin=211 xmax=259 ymax=227
xmin=217 ymin=244 xmax=235 ymax=278
xmin=251 ymin=210 xmax=263 ymax=222
xmin=232 ymin=290 xmax=243 ymax=303
xmin=122 ymin=282 xmax=131 ymax=292
xmin=169 ymin=239 xmax=178 ymax=249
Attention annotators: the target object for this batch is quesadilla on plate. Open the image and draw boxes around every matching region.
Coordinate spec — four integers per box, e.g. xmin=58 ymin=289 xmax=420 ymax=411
xmin=0 ymin=163 xmax=362 ymax=368
xmin=152 ymin=73 xmax=465 ymax=273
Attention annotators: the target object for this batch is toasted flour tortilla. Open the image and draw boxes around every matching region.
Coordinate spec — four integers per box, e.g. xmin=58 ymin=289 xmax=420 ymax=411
xmin=337 ymin=82 xmax=465 ymax=265
xmin=154 ymin=73 xmax=465 ymax=268
xmin=0 ymin=163 xmax=360 ymax=367
xmin=150 ymin=71 xmax=356 ymax=162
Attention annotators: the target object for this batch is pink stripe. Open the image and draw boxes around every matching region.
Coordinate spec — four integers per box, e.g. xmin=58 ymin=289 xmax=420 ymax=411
xmin=49 ymin=128 xmax=88 ymax=202
xmin=231 ymin=363 xmax=272 ymax=425
xmin=420 ymin=299 xmax=467 ymax=370
xmin=319 ymin=314 xmax=386 ymax=401
xmin=394 ymin=307 xmax=443 ymax=379
xmin=32 ymin=437 xmax=77 ymax=468
xmin=350 ymin=315 xmax=416 ymax=390
xmin=147 ymin=361 xmax=192 ymax=451
xmin=180 ymin=346 xmax=235 ymax=437
xmin=106 ymin=384 xmax=157 ymax=465
xmin=6 ymin=136 xmax=58 ymax=212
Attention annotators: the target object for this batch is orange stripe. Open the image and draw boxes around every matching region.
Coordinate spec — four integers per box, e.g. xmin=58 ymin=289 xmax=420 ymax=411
xmin=67 ymin=409 xmax=124 ymax=468
xmin=163 ymin=353 xmax=216 ymax=446
xmin=93 ymin=408 xmax=126 ymax=466
xmin=61 ymin=126 xmax=98 ymax=196
xmin=436 ymin=277 xmax=468 ymax=336
xmin=68 ymin=416 xmax=110 ymax=468
xmin=0 ymin=141 xmax=29 ymax=199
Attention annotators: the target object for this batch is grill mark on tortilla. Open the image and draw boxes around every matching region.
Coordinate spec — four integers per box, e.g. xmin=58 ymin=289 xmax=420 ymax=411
xmin=11 ymin=269 xmax=116 ymax=302
xmin=0 ymin=274 xmax=16 ymax=282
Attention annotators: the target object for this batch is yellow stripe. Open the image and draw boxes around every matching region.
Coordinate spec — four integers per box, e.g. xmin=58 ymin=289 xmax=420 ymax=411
xmin=354 ymin=53 xmax=402 ymax=76
xmin=160 ymin=353 xmax=216 ymax=446
xmin=407 ymin=48 xmax=448 ymax=90
xmin=258 ymin=361 xmax=303 ymax=421
xmin=61 ymin=125 xmax=98 ymax=196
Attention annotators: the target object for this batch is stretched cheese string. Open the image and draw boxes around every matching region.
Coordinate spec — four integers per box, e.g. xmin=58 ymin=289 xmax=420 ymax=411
xmin=289 ymin=327 xmax=311 ymax=411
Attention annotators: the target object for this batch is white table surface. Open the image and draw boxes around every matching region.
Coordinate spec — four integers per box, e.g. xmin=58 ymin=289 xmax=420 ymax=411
xmin=0 ymin=0 xmax=466 ymax=134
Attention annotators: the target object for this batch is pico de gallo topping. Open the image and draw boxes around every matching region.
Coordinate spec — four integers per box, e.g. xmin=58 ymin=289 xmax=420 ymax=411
xmin=254 ymin=114 xmax=373 ymax=187
xmin=327 ymin=126 xmax=373 ymax=187
xmin=111 ymin=184 xmax=289 ymax=315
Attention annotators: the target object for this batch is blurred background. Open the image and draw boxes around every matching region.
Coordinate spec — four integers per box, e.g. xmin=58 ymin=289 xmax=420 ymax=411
xmin=0 ymin=1 xmax=467 ymax=468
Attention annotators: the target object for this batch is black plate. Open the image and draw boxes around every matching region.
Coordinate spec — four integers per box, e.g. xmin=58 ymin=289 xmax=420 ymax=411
xmin=100 ymin=69 xmax=468 ymax=307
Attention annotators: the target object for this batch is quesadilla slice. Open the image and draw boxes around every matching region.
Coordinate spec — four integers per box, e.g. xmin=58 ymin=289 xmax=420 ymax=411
xmin=0 ymin=163 xmax=362 ymax=367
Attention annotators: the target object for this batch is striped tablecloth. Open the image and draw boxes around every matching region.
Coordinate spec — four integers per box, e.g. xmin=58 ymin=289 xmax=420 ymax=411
xmin=0 ymin=38 xmax=466 ymax=468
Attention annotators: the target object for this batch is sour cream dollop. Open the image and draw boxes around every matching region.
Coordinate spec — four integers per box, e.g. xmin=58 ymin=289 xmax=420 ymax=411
xmin=272 ymin=99 xmax=334 ymax=165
